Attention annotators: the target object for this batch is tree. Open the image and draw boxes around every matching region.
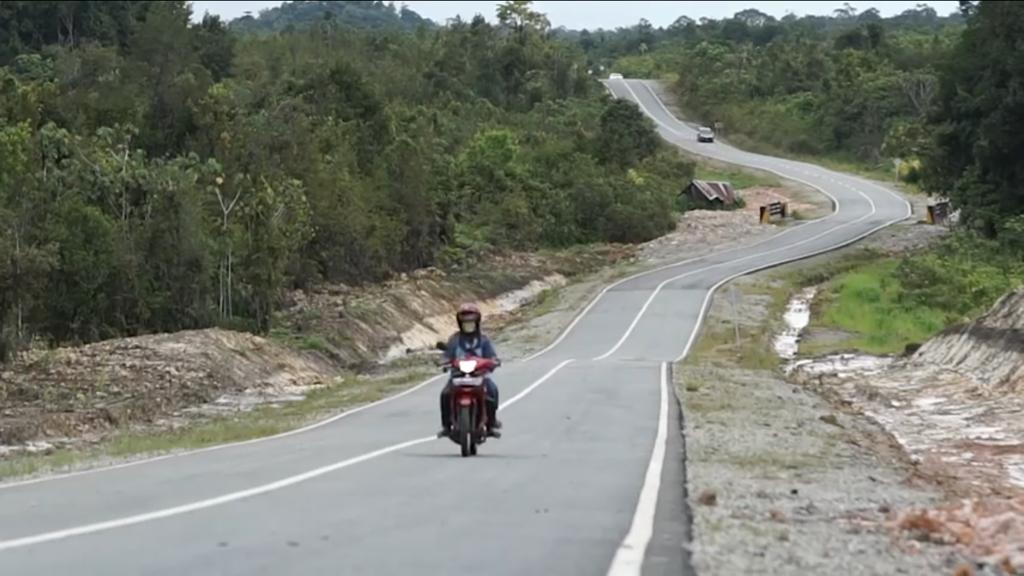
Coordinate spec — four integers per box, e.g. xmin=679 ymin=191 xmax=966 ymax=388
xmin=237 ymin=177 xmax=311 ymax=332
xmin=0 ymin=0 xmax=699 ymax=356
xmin=924 ymin=1 xmax=1024 ymax=236
xmin=193 ymin=13 xmax=235 ymax=81
xmin=0 ymin=122 xmax=54 ymax=357
xmin=734 ymin=9 xmax=774 ymax=28
xmin=834 ymin=3 xmax=858 ymax=19
xmin=597 ymin=99 xmax=659 ymax=168
xmin=128 ymin=1 xmax=210 ymax=155
xmin=496 ymin=0 xmax=550 ymax=42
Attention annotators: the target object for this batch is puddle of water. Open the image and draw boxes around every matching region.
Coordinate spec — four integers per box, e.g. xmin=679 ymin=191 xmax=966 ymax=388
xmin=774 ymin=287 xmax=817 ymax=360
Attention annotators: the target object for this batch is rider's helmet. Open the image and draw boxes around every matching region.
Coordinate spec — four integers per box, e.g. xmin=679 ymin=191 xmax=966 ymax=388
xmin=456 ymin=303 xmax=482 ymax=335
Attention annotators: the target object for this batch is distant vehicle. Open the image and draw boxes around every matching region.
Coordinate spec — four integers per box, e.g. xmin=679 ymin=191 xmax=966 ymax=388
xmin=608 ymin=72 xmax=623 ymax=79
xmin=697 ymin=126 xmax=715 ymax=143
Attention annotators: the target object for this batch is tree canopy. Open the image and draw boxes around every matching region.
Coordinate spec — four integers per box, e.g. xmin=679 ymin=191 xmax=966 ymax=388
xmin=581 ymin=4 xmax=962 ymax=164
xmin=0 ymin=0 xmax=692 ymax=359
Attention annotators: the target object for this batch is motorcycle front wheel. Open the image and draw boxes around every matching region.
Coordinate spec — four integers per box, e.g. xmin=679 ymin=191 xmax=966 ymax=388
xmin=458 ymin=406 xmax=472 ymax=457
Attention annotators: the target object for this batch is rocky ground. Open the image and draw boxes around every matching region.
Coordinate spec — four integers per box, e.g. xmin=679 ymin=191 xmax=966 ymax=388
xmin=679 ymin=272 xmax=968 ymax=576
xmin=790 ymin=288 xmax=1024 ymax=572
xmin=0 ymin=330 xmax=338 ymax=451
xmin=673 ymin=207 xmax=1024 ymax=575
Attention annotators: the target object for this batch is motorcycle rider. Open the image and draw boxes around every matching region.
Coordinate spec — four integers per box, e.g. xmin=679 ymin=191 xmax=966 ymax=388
xmin=438 ymin=303 xmax=502 ymax=438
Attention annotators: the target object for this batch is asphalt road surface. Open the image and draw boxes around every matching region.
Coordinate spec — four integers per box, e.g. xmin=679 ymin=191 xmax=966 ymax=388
xmin=0 ymin=78 xmax=910 ymax=576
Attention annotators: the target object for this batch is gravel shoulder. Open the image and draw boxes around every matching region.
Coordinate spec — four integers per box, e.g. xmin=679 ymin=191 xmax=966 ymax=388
xmin=678 ymin=271 xmax=967 ymax=575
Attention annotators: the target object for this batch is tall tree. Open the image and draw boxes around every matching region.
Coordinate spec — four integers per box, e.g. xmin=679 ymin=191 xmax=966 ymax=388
xmin=924 ymin=0 xmax=1024 ymax=235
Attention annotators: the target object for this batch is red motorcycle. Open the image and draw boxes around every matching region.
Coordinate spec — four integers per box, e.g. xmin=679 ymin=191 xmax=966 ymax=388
xmin=436 ymin=344 xmax=499 ymax=457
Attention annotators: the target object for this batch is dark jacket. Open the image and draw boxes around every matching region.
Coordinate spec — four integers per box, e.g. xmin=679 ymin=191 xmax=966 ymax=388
xmin=444 ymin=332 xmax=498 ymax=361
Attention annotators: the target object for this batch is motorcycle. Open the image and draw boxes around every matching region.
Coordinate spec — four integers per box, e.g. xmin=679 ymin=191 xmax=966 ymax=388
xmin=435 ymin=341 xmax=499 ymax=457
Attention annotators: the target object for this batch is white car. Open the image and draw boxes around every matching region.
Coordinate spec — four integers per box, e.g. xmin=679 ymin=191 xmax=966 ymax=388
xmin=608 ymin=72 xmax=623 ymax=79
xmin=697 ymin=126 xmax=715 ymax=143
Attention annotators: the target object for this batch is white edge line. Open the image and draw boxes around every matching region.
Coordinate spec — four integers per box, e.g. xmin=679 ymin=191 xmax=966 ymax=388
xmin=592 ymin=199 xmax=873 ymax=361
xmin=0 ymin=360 xmax=575 ymax=551
xmin=0 ymin=436 xmax=434 ymax=552
xmin=604 ymin=209 xmax=912 ymax=576
xmin=673 ymin=192 xmax=911 ymax=366
xmin=604 ymin=79 xmax=912 ymax=576
xmin=591 ymin=78 xmax=912 ymax=361
xmin=0 ymin=373 xmax=445 ymax=490
xmin=605 ymin=361 xmax=669 ymax=576
xmin=500 ymin=359 xmax=574 ymax=410
xmin=526 ymin=81 xmax=840 ymax=364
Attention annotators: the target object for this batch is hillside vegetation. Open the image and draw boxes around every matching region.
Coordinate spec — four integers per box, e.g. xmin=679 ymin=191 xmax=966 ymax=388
xmin=580 ymin=1 xmax=1024 ymax=342
xmin=0 ymin=1 xmax=693 ymax=359
xmin=229 ymin=0 xmax=434 ymax=34
xmin=585 ymin=5 xmax=963 ymax=167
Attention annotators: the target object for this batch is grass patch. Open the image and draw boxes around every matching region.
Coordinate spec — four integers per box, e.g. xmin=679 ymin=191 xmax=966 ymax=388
xmin=268 ymin=327 xmax=335 ymax=355
xmin=691 ymin=155 xmax=781 ymax=189
xmin=776 ymin=247 xmax=884 ymax=288
xmin=790 ymin=209 xmax=815 ymax=221
xmin=683 ymin=279 xmax=793 ymax=372
xmin=811 ymin=259 xmax=948 ymax=355
xmin=685 ymin=376 xmax=705 ymax=392
xmin=298 ymin=335 xmax=332 ymax=353
xmin=0 ymin=370 xmax=432 ymax=482
xmin=528 ymin=287 xmax=561 ymax=317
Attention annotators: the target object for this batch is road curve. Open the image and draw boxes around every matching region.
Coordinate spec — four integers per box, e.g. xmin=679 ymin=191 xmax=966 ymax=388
xmin=0 ymin=78 xmax=909 ymax=576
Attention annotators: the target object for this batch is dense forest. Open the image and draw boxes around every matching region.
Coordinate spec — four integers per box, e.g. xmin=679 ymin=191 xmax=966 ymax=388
xmin=1 ymin=0 xmax=1022 ymax=361
xmin=229 ymin=0 xmax=433 ymax=34
xmin=0 ymin=0 xmax=690 ymax=359
xmin=586 ymin=4 xmax=964 ymax=166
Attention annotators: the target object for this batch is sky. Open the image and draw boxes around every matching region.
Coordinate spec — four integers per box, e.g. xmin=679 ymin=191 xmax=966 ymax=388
xmin=190 ymin=1 xmax=962 ymax=28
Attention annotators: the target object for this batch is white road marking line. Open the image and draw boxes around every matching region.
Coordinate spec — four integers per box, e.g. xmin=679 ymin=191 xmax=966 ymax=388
xmin=500 ymin=359 xmax=574 ymax=410
xmin=592 ymin=198 xmax=877 ymax=360
xmin=592 ymin=80 xmax=912 ymax=361
xmin=0 ymin=360 xmax=574 ymax=551
xmin=0 ymin=373 xmax=446 ymax=491
xmin=672 ymin=201 xmax=914 ymax=366
xmin=605 ymin=362 xmax=668 ymax=576
xmin=0 ymin=436 xmax=435 ymax=552
xmin=538 ymin=79 xmax=844 ymax=365
xmin=603 ymin=80 xmax=913 ymax=576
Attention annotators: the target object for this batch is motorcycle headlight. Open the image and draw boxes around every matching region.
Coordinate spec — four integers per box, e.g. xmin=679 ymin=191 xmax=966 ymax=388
xmin=458 ymin=360 xmax=478 ymax=374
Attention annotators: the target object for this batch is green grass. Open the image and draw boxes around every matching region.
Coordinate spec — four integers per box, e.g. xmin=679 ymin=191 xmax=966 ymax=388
xmin=811 ymin=260 xmax=947 ymax=355
xmin=268 ymin=328 xmax=335 ymax=355
xmin=527 ymin=287 xmax=562 ymax=317
xmin=298 ymin=335 xmax=332 ymax=354
xmin=692 ymin=158 xmax=781 ymax=190
xmin=0 ymin=370 xmax=431 ymax=481
xmin=776 ymin=248 xmax=884 ymax=288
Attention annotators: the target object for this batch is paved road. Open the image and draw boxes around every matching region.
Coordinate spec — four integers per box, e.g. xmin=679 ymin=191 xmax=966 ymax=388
xmin=0 ymin=78 xmax=909 ymax=576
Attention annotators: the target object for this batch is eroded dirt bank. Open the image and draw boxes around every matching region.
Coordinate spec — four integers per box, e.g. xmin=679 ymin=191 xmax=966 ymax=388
xmin=0 ymin=176 xmax=813 ymax=461
xmin=791 ymin=287 xmax=1024 ymax=572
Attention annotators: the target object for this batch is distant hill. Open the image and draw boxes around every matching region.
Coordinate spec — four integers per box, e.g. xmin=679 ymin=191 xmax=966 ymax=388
xmin=229 ymin=0 xmax=435 ymax=33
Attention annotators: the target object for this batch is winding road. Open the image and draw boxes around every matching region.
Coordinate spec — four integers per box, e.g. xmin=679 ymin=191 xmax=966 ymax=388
xmin=0 ymin=78 xmax=910 ymax=576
